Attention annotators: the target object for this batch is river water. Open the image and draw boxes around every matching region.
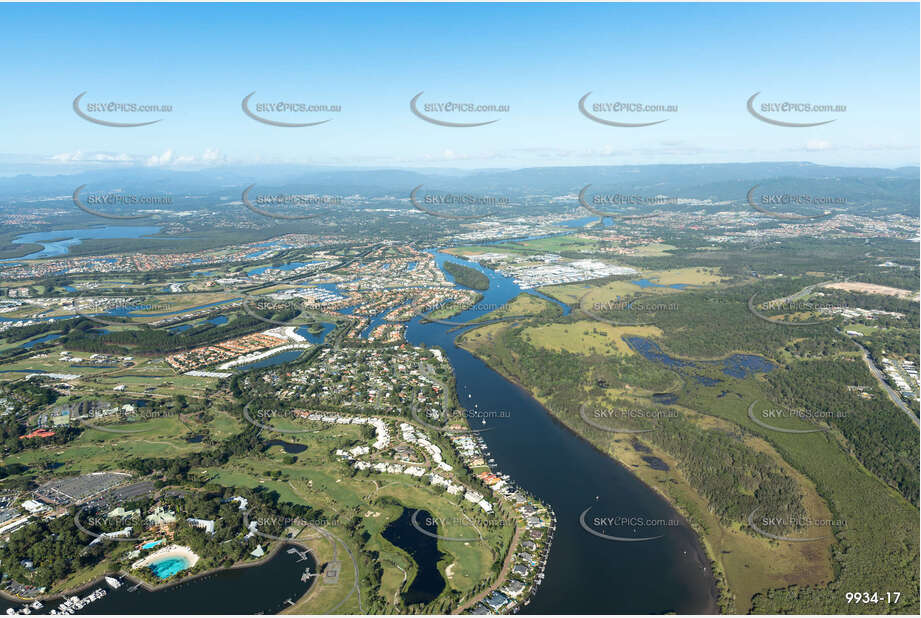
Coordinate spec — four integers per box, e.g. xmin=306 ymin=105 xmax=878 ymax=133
xmin=404 ymin=250 xmax=718 ymax=614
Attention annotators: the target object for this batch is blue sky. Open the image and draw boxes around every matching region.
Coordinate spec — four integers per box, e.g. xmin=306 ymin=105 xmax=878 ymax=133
xmin=1 ymin=2 xmax=918 ymax=172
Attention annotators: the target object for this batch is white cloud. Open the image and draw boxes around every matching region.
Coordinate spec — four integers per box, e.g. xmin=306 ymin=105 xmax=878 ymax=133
xmin=50 ymin=150 xmax=134 ymax=163
xmin=144 ymin=148 xmax=225 ymax=167
xmin=145 ymin=149 xmax=175 ymax=166
xmin=202 ymin=147 xmax=225 ymax=163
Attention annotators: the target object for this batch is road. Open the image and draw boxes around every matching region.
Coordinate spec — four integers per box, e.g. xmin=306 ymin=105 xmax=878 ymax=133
xmin=452 ymin=523 xmax=523 ymax=615
xmin=851 ymin=338 xmax=920 ymax=429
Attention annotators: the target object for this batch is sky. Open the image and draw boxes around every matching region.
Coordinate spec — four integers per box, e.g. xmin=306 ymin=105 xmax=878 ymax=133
xmin=0 ymin=2 xmax=918 ymax=173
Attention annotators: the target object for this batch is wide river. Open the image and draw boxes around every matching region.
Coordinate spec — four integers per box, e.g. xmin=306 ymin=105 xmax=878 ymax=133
xmin=404 ymin=250 xmax=718 ymax=614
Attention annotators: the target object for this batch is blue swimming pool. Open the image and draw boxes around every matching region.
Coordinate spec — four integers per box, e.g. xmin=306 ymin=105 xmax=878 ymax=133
xmin=141 ymin=539 xmax=164 ymax=549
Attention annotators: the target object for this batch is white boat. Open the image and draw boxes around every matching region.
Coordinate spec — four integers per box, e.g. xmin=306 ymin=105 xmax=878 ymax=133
xmin=105 ymin=576 xmax=122 ymax=589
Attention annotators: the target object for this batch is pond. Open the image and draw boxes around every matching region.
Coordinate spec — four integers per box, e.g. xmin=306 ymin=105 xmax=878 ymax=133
xmin=19 ymin=333 xmax=62 ymax=348
xmin=295 ymin=322 xmax=336 ymax=344
xmin=265 ymin=439 xmax=307 ymax=454
xmin=233 ymin=349 xmax=306 ymax=372
xmin=652 ymin=393 xmax=679 ymax=405
xmin=381 ymin=507 xmax=446 ymax=606
xmin=625 ymin=336 xmax=775 ymax=379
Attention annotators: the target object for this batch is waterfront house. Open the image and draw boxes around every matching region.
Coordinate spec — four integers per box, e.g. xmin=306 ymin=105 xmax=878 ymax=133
xmin=501 ymin=579 xmax=526 ymax=597
xmin=485 ymin=591 xmax=510 ymax=611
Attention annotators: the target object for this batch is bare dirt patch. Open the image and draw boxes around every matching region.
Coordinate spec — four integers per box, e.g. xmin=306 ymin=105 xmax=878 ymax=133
xmin=823 ymin=281 xmax=916 ymax=299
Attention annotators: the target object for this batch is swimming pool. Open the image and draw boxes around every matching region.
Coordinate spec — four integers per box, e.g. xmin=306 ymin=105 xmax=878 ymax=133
xmin=141 ymin=539 xmax=165 ymax=549
xmin=149 ymin=557 xmax=191 ymax=579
